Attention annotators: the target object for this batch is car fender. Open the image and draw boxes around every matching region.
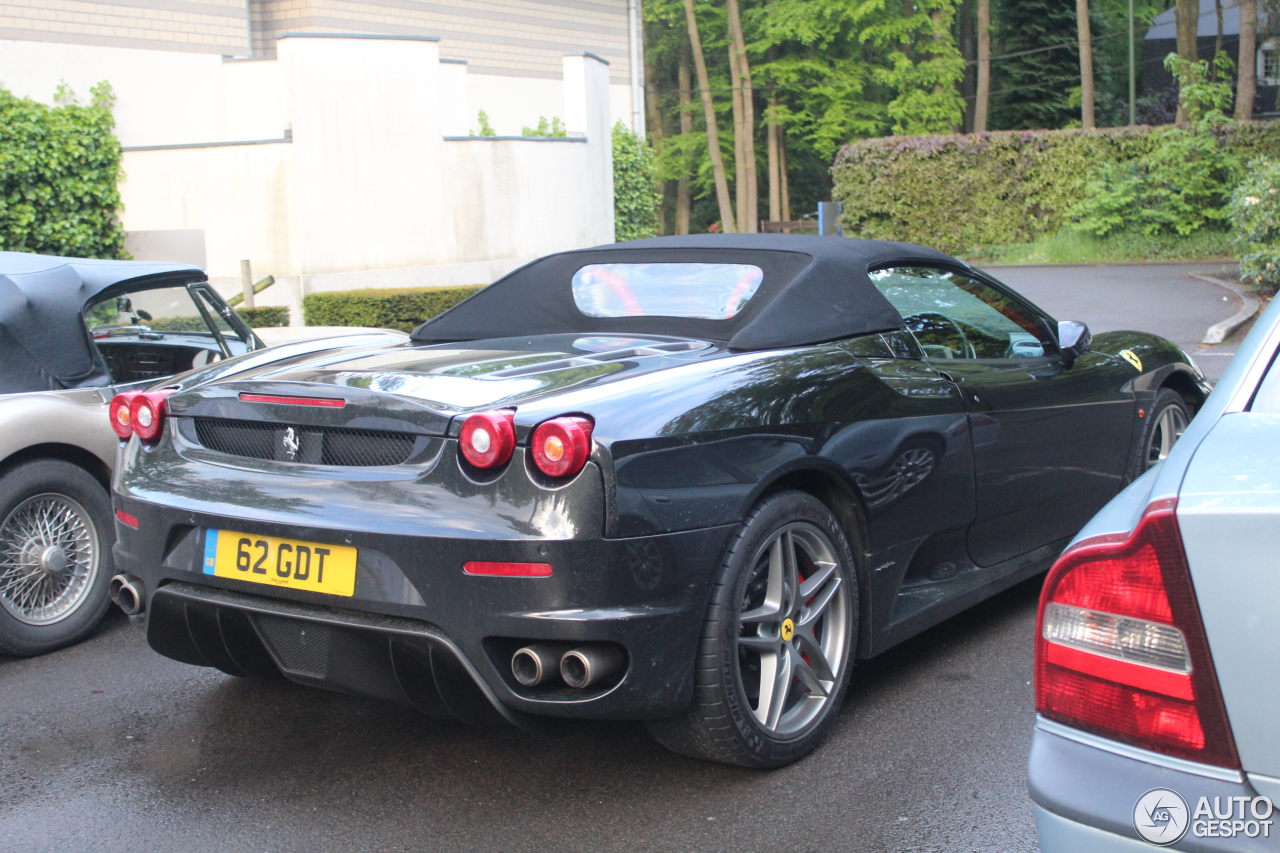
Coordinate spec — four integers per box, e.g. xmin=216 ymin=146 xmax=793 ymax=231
xmin=0 ymin=388 xmax=115 ymax=477
xmin=1089 ymin=330 xmax=1212 ymax=403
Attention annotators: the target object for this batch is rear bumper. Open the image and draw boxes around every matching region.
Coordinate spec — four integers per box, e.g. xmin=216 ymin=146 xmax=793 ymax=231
xmin=1030 ymin=717 xmax=1276 ymax=852
xmin=112 ymin=494 xmax=735 ymax=724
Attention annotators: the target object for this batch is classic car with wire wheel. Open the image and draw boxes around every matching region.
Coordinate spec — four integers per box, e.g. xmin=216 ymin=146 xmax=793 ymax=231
xmin=0 ymin=251 xmax=405 ymax=657
xmin=110 ymin=235 xmax=1209 ymax=767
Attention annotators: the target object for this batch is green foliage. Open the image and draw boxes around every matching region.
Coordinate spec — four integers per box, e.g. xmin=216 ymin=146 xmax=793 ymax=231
xmin=832 ymin=123 xmax=1280 ymax=254
xmin=521 ymin=116 xmax=568 ymax=137
xmin=303 ymin=285 xmax=485 ymax=332
xmin=1228 ymin=158 xmax=1280 ymax=290
xmin=0 ymin=82 xmax=127 ymax=258
xmin=471 ymin=110 xmax=496 ymax=137
xmin=965 ymin=227 xmax=1235 ymax=266
xmin=612 ymin=121 xmax=661 ymax=241
xmin=859 ymin=0 xmax=966 ymax=135
xmin=237 ymin=306 xmax=290 ymax=327
xmin=1070 ymin=57 xmax=1238 ymax=238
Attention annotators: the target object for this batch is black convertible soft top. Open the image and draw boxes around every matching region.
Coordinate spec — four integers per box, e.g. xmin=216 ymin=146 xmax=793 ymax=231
xmin=412 ymin=235 xmax=960 ymax=350
xmin=0 ymin=252 xmax=206 ymax=394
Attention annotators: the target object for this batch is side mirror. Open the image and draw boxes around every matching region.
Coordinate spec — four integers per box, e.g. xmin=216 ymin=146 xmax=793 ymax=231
xmin=1058 ymin=320 xmax=1091 ymax=368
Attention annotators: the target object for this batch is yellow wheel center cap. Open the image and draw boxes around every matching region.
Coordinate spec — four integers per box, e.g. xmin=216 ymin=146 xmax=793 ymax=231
xmin=781 ymin=618 xmax=795 ymax=642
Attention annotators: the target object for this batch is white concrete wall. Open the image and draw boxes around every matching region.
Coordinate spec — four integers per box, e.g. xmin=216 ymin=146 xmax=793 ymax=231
xmin=5 ymin=34 xmax=618 ymax=325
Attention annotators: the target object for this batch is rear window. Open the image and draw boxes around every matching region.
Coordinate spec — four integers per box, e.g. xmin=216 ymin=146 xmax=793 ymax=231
xmin=571 ymin=262 xmax=763 ymax=319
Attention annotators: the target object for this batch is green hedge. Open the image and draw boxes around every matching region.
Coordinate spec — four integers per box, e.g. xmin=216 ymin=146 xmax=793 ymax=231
xmin=0 ymin=83 xmax=127 ymax=258
xmin=302 ymin=285 xmax=485 ymax=332
xmin=237 ymin=306 xmax=290 ymax=328
xmin=831 ymin=122 xmax=1280 ymax=254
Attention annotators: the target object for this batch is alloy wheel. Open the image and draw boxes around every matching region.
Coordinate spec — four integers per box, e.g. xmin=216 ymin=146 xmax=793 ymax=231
xmin=1145 ymin=404 xmax=1189 ymax=468
xmin=736 ymin=522 xmax=850 ymax=738
xmin=0 ymin=493 xmax=100 ymax=625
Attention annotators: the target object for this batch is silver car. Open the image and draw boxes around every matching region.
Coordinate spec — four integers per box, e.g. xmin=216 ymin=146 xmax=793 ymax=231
xmin=0 ymin=252 xmax=404 ymax=656
xmin=1030 ymin=294 xmax=1280 ymax=851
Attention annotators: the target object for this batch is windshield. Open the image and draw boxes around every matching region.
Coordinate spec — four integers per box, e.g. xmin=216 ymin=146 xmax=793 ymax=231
xmin=571 ymin=262 xmax=764 ymax=320
xmin=84 ymin=284 xmax=254 ymax=384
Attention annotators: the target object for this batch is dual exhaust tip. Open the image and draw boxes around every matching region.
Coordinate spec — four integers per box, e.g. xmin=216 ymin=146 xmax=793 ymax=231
xmin=109 ymin=573 xmax=146 ymax=616
xmin=511 ymin=642 xmax=625 ymax=690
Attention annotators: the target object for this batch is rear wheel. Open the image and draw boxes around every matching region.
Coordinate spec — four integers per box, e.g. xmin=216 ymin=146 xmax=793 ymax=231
xmin=647 ymin=490 xmax=858 ymax=768
xmin=1130 ymin=388 xmax=1192 ymax=479
xmin=0 ymin=460 xmax=114 ymax=656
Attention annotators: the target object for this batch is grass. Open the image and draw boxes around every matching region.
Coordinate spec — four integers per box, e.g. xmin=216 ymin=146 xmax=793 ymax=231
xmin=961 ymin=228 xmax=1237 ymax=266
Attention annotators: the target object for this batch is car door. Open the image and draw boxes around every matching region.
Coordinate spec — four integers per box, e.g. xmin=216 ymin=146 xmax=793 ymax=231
xmin=869 ymin=266 xmax=1135 ymax=567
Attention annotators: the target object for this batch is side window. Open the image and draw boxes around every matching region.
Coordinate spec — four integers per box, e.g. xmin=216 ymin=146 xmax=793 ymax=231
xmin=869 ymin=267 xmax=1055 ymax=360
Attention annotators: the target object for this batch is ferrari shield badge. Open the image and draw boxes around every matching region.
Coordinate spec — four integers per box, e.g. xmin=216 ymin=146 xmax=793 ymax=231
xmin=1119 ymin=349 xmax=1143 ymax=372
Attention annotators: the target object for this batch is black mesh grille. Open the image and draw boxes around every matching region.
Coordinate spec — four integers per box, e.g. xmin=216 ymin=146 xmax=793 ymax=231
xmin=257 ymin=614 xmax=329 ymax=677
xmin=192 ymin=418 xmax=417 ymax=466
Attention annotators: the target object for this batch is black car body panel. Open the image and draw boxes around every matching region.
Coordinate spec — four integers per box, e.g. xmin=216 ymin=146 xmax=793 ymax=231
xmin=113 ymin=235 xmax=1210 ymax=726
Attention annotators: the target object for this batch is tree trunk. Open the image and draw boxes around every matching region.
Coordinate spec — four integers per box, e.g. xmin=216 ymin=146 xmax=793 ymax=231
xmin=779 ymin=127 xmax=790 ymax=224
xmin=676 ymin=50 xmax=693 ymax=235
xmin=644 ymin=41 xmax=666 ymax=235
xmin=1076 ymin=0 xmax=1095 ymax=128
xmin=975 ymin=0 xmax=990 ymax=132
xmin=1237 ymin=0 xmax=1258 ymax=121
xmin=682 ymin=0 xmax=736 ymax=232
xmin=1213 ymin=0 xmax=1224 ymax=75
xmin=1175 ymin=0 xmax=1200 ymax=124
xmin=767 ymin=89 xmax=780 ymax=222
xmin=727 ymin=0 xmax=757 ymax=232
xmin=727 ymin=20 xmax=747 ymax=232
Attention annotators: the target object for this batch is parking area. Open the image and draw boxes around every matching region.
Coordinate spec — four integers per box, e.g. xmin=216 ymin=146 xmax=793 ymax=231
xmin=0 ymin=263 xmax=1248 ymax=853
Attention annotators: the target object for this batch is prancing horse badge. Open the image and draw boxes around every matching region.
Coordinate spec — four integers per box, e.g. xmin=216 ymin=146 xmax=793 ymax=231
xmin=282 ymin=426 xmax=300 ymax=461
xmin=1119 ymin=349 xmax=1143 ymax=372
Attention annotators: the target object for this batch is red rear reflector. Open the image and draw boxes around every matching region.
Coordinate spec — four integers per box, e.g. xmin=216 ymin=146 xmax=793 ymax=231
xmin=115 ymin=509 xmax=139 ymax=529
xmin=1035 ymin=498 xmax=1240 ymax=767
xmin=463 ymin=561 xmax=553 ymax=577
xmin=238 ymin=393 xmax=346 ymax=408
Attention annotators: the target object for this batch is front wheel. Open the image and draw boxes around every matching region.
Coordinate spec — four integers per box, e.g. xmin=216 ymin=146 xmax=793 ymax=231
xmin=0 ymin=459 xmax=114 ymax=656
xmin=647 ymin=490 xmax=858 ymax=768
xmin=1130 ymin=388 xmax=1192 ymax=479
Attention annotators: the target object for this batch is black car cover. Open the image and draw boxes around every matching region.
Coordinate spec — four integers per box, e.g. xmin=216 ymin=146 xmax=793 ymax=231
xmin=0 ymin=252 xmax=207 ymax=394
xmin=412 ymin=235 xmax=961 ymax=351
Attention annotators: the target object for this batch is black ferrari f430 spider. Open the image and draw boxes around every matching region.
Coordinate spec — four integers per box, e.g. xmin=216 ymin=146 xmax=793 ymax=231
xmin=110 ymin=235 xmax=1208 ymax=766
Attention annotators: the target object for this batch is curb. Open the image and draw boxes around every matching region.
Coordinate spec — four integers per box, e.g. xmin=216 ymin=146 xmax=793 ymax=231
xmin=1191 ymin=274 xmax=1260 ymax=345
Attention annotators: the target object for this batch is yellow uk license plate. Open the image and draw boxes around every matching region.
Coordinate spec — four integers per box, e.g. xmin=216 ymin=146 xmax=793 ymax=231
xmin=203 ymin=529 xmax=357 ymax=597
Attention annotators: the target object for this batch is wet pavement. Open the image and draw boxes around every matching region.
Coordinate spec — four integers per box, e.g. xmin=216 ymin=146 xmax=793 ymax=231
xmin=0 ymin=263 xmax=1252 ymax=853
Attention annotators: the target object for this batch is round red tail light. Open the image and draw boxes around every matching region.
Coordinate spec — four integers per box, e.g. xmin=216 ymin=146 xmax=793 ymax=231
xmin=531 ymin=416 xmax=593 ymax=478
xmin=109 ymin=392 xmax=140 ymax=439
xmin=459 ymin=409 xmax=516 ymax=468
xmin=130 ymin=390 xmax=174 ymax=442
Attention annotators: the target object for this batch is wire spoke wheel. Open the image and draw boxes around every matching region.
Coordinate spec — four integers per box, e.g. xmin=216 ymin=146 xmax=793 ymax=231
xmin=0 ymin=493 xmax=100 ymax=626
xmin=1145 ymin=401 xmax=1189 ymax=469
xmin=736 ymin=521 xmax=850 ymax=739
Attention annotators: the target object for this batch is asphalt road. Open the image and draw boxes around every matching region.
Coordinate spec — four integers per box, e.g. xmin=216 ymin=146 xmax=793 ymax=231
xmin=0 ymin=263 xmax=1248 ymax=853
xmin=985 ymin=260 xmax=1246 ymax=381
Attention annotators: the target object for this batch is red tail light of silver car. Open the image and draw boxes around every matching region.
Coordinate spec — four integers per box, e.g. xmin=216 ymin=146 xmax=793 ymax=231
xmin=1035 ymin=497 xmax=1240 ymax=768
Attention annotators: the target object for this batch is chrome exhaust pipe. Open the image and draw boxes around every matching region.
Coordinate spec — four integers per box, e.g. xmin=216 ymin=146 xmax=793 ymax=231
xmin=560 ymin=644 xmax=625 ymax=689
xmin=109 ymin=573 xmax=146 ymax=616
xmin=512 ymin=643 xmax=573 ymax=687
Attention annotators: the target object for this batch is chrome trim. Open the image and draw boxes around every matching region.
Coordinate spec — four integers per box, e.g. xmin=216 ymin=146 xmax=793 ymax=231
xmin=1035 ymin=715 xmax=1245 ymax=783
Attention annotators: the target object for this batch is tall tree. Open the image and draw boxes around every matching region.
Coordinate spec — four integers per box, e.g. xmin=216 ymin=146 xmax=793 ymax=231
xmin=1237 ymin=0 xmax=1258 ymax=120
xmin=644 ymin=31 xmax=667 ymax=234
xmin=1077 ymin=0 xmax=1096 ymax=127
xmin=864 ymin=0 xmax=966 ymax=134
xmin=675 ymin=50 xmax=694 ymax=234
xmin=1174 ymin=0 xmax=1200 ymax=124
xmin=727 ymin=0 xmax=758 ymax=231
xmin=682 ymin=0 xmax=736 ymax=231
xmin=990 ymin=0 xmax=1080 ymax=130
xmin=974 ymin=0 xmax=990 ymax=132
xmin=767 ymin=89 xmax=781 ymax=222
